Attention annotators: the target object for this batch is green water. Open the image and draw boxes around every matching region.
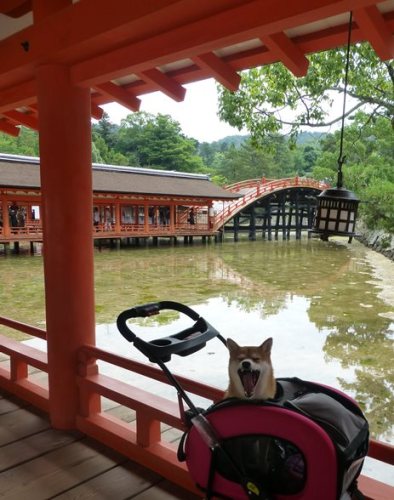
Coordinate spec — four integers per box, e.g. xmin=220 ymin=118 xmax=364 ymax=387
xmin=1 ymin=237 xmax=393 ymax=442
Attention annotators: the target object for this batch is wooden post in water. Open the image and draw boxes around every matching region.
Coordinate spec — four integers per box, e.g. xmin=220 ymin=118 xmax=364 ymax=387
xmin=234 ymin=215 xmax=239 ymax=242
xmin=287 ymin=204 xmax=293 ymax=240
xmin=281 ymin=193 xmax=287 ymax=240
xmin=267 ymin=204 xmax=272 ymax=241
xmin=249 ymin=205 xmax=256 ymax=241
xmin=295 ymin=193 xmax=301 ymax=239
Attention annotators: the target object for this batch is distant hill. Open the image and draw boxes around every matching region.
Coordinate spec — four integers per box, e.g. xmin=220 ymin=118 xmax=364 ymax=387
xmin=295 ymin=131 xmax=326 ymax=145
xmin=215 ymin=135 xmax=249 ymax=147
xmin=202 ymin=132 xmax=324 ymax=148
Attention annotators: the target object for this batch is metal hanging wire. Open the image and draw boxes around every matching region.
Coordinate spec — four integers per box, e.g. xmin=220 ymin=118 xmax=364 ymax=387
xmin=337 ymin=11 xmax=353 ymax=189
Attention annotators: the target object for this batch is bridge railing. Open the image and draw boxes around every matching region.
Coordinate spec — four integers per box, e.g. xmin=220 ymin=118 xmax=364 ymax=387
xmin=213 ymin=177 xmax=329 ymax=231
xmin=225 ymin=178 xmax=275 ymax=192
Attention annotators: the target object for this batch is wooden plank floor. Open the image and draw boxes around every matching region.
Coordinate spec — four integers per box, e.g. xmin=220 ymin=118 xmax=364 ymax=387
xmin=0 ymin=389 xmax=201 ymax=500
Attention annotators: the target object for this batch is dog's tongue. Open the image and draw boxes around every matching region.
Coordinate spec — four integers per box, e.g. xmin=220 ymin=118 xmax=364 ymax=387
xmin=241 ymin=372 xmax=255 ymax=397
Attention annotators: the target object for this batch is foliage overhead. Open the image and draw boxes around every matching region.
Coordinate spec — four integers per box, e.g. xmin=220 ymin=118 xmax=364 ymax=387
xmin=311 ymin=113 xmax=394 ymax=232
xmin=218 ymin=43 xmax=394 ymax=143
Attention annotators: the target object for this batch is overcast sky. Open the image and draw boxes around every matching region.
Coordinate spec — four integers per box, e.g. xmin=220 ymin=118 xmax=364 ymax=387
xmin=102 ymin=78 xmax=247 ymax=143
xmin=101 ymin=77 xmax=348 ymax=143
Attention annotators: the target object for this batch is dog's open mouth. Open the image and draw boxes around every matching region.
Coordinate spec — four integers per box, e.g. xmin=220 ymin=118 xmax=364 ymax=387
xmin=238 ymin=369 xmax=260 ymax=397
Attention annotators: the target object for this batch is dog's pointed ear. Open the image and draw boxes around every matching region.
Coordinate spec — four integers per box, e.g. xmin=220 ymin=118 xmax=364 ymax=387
xmin=260 ymin=337 xmax=273 ymax=354
xmin=226 ymin=338 xmax=239 ymax=352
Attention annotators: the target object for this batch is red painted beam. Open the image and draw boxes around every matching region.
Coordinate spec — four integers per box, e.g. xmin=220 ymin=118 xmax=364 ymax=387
xmin=358 ymin=475 xmax=394 ymax=500
xmin=94 ymin=81 xmax=141 ymax=112
xmin=3 ymin=109 xmax=39 ymax=130
xmin=0 ymin=0 xmax=239 ymax=87
xmin=261 ymin=31 xmax=309 ymax=77
xmin=69 ymin=0 xmax=385 ymax=87
xmin=31 ymin=0 xmax=71 ymax=23
xmin=354 ymin=5 xmax=394 ymax=60
xmin=29 ymin=101 xmax=104 ymax=121
xmin=0 ymin=0 xmax=31 ymax=17
xmin=0 ymin=80 xmax=36 ymax=114
xmin=192 ymin=52 xmax=240 ymax=91
xmin=1 ymin=3 xmax=393 ymax=113
xmin=0 ymin=119 xmax=20 ymax=136
xmin=139 ymin=68 xmax=186 ymax=102
xmin=82 ymin=14 xmax=394 ymax=110
xmin=368 ymin=438 xmax=394 ymax=466
xmin=91 ymin=103 xmax=104 ymax=120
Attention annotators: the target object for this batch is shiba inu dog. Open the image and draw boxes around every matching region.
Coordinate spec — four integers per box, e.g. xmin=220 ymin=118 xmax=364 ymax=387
xmin=224 ymin=337 xmax=276 ymax=399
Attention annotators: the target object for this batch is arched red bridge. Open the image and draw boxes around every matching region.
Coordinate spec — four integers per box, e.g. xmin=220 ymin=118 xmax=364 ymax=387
xmin=212 ymin=177 xmax=329 ymax=238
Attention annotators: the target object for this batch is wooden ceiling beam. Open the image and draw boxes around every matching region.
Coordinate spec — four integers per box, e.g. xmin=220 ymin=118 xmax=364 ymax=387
xmin=91 ymin=103 xmax=104 ymax=120
xmin=32 ymin=0 xmax=71 ymax=23
xmin=192 ymin=52 xmax=240 ymax=91
xmin=139 ymin=68 xmax=186 ymax=102
xmin=0 ymin=0 xmax=239 ymax=85
xmin=0 ymin=80 xmax=36 ymax=114
xmin=0 ymin=119 xmax=20 ymax=136
xmin=1 ymin=9 xmax=393 ymax=113
xmin=29 ymin=101 xmax=104 ymax=120
xmin=260 ymin=32 xmax=309 ymax=77
xmin=93 ymin=82 xmax=141 ymax=112
xmin=354 ymin=5 xmax=394 ymax=61
xmin=0 ymin=0 xmax=31 ymax=17
xmin=87 ymin=15 xmax=394 ymax=108
xmin=3 ymin=109 xmax=39 ymax=130
xmin=69 ymin=0 xmax=384 ymax=89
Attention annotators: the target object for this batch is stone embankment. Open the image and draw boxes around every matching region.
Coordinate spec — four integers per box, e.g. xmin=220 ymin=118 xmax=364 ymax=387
xmin=356 ymin=223 xmax=394 ymax=261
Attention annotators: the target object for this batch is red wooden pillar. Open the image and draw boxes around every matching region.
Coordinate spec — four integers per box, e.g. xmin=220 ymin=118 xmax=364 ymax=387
xmin=144 ymin=205 xmax=149 ymax=232
xmin=36 ymin=65 xmax=96 ymax=429
xmin=114 ymin=201 xmax=121 ymax=233
xmin=169 ymin=204 xmax=175 ymax=231
xmin=1 ymin=198 xmax=10 ymax=238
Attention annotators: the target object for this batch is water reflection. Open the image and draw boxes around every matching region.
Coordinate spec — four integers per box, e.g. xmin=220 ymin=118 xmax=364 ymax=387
xmin=1 ymin=238 xmax=393 ymax=441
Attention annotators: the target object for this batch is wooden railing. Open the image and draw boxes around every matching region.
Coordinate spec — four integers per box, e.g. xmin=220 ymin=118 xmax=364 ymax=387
xmin=1 ymin=315 xmax=393 ymax=498
xmin=1 ymin=220 xmax=212 ymax=242
xmin=213 ymin=177 xmax=329 ymax=231
xmin=225 ymin=178 xmax=274 ymax=192
xmin=0 ymin=178 xmax=330 ymax=243
xmin=0 ymin=316 xmax=48 ymax=411
xmin=0 ymin=224 xmax=43 ymax=239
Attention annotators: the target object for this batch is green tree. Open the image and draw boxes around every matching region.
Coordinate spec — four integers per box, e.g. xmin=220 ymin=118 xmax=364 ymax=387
xmin=116 ymin=112 xmax=206 ymax=172
xmin=211 ymin=137 xmax=296 ymax=184
xmin=218 ymin=43 xmax=394 ymax=143
xmin=92 ymin=112 xmax=119 ymax=149
xmin=92 ymin=132 xmax=129 ymax=165
xmin=312 ymin=114 xmax=394 ymax=232
xmin=0 ymin=127 xmax=39 ymax=156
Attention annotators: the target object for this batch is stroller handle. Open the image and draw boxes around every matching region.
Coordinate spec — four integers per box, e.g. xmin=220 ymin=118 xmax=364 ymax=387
xmin=117 ymin=301 xmax=224 ymax=362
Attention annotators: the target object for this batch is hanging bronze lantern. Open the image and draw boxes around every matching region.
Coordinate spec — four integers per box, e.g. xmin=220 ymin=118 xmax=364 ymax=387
xmin=310 ymin=11 xmax=359 ymax=243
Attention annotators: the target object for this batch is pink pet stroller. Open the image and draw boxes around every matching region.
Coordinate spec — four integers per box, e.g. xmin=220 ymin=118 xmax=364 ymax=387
xmin=117 ymin=301 xmax=369 ymax=500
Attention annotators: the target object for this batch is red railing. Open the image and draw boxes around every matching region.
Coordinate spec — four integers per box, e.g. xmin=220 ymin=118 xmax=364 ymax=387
xmin=225 ymin=178 xmax=274 ymax=192
xmin=1 ymin=220 xmax=212 ymax=242
xmin=0 ymin=178 xmax=329 ymax=243
xmin=0 ymin=317 xmax=48 ymax=411
xmin=1 ymin=313 xmax=393 ymax=498
xmin=213 ymin=177 xmax=329 ymax=231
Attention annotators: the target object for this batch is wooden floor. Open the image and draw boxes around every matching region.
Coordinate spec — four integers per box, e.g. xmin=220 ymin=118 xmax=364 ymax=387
xmin=0 ymin=389 xmax=201 ymax=500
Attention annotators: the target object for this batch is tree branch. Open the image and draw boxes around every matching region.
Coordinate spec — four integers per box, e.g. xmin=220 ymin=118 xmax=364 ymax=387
xmin=254 ymin=101 xmax=365 ymax=128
